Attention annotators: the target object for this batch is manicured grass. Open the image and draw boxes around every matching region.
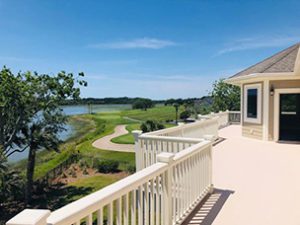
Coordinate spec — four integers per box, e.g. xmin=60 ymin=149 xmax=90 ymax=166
xmin=68 ymin=173 xmax=124 ymax=201
xmin=75 ymin=112 xmax=136 ymax=171
xmin=111 ymin=123 xmax=140 ymax=144
xmin=121 ymin=105 xmax=183 ymax=122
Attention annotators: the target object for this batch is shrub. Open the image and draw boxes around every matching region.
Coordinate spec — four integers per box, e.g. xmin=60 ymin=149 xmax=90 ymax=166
xmin=125 ymin=164 xmax=136 ymax=174
xmin=96 ymin=160 xmax=119 ymax=174
xmin=140 ymin=120 xmax=165 ymax=133
xmin=180 ymin=110 xmax=191 ymax=120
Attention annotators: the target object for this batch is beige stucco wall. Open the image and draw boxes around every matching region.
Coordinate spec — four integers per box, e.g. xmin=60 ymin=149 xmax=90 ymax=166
xmin=242 ymin=82 xmax=264 ymax=140
xmin=268 ymin=79 xmax=300 ymax=140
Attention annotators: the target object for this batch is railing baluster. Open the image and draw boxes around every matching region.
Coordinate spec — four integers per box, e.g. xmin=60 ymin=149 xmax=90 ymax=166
xmin=144 ymin=182 xmax=149 ymax=225
xmin=116 ymin=198 xmax=122 ymax=225
xmin=138 ymin=186 xmax=143 ymax=225
xmin=86 ymin=213 xmax=93 ymax=225
xmin=155 ymin=176 xmax=160 ymax=225
xmin=108 ymin=203 xmax=113 ymax=225
xmin=150 ymin=179 xmax=154 ymax=225
xmin=123 ymin=194 xmax=129 ymax=225
xmin=97 ymin=208 xmax=103 ymax=225
xmin=131 ymin=190 xmax=136 ymax=225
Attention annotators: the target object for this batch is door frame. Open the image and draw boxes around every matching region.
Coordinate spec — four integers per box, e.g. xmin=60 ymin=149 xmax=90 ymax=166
xmin=274 ymin=88 xmax=300 ymax=141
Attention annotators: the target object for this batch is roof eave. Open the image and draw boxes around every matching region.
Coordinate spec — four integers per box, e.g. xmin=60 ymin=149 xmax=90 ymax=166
xmin=225 ymin=72 xmax=298 ymax=85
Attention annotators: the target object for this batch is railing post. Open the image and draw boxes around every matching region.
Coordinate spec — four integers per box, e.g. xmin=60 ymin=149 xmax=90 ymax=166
xmin=226 ymin=110 xmax=229 ymax=125
xmin=208 ymin=143 xmax=214 ymax=194
xmin=6 ymin=209 xmax=50 ymax=225
xmin=157 ymin=152 xmax=174 ymax=225
xmin=132 ymin=130 xmax=143 ymax=171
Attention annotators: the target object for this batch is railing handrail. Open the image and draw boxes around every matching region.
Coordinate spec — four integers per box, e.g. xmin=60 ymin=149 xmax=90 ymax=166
xmin=139 ymin=134 xmax=203 ymax=143
xmin=229 ymin=111 xmax=240 ymax=114
xmin=145 ymin=117 xmax=219 ymax=136
xmin=48 ymin=162 xmax=168 ymax=225
xmin=173 ymin=140 xmax=211 ymax=164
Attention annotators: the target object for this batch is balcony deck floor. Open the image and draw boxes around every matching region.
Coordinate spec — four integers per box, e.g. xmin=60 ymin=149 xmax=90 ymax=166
xmin=185 ymin=125 xmax=300 ymax=225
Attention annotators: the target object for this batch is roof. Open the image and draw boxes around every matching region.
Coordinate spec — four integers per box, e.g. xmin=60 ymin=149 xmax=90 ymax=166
xmin=229 ymin=42 xmax=300 ymax=79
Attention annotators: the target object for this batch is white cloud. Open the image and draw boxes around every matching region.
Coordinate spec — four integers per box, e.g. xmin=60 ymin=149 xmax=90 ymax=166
xmin=88 ymin=37 xmax=177 ymax=49
xmin=216 ymin=35 xmax=300 ymax=55
xmin=0 ymin=56 xmax=39 ymax=62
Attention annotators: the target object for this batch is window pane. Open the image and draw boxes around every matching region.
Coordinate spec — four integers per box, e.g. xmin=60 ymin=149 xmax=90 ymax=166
xmin=247 ymin=89 xmax=257 ymax=118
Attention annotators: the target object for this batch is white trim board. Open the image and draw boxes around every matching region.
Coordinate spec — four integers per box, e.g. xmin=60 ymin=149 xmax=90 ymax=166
xmin=274 ymin=88 xmax=300 ymax=142
xmin=243 ymin=83 xmax=262 ymax=124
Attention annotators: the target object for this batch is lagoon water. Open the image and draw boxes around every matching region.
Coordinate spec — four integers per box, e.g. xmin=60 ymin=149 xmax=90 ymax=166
xmin=8 ymin=104 xmax=132 ymax=162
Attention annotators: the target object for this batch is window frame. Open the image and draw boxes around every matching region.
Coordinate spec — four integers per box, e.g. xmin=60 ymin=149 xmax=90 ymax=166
xmin=244 ymin=83 xmax=262 ymax=124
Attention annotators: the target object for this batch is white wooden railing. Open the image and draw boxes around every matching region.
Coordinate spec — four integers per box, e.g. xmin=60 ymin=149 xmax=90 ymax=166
xmin=135 ymin=135 xmax=203 ymax=171
xmin=198 ymin=110 xmax=241 ymax=127
xmin=7 ymin=141 xmax=213 ymax=225
xmin=228 ymin=111 xmax=241 ymax=124
xmin=147 ymin=117 xmax=219 ymax=139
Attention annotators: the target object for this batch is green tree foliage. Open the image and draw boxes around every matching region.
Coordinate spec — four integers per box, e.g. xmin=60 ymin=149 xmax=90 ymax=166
xmin=132 ymin=98 xmax=154 ymax=111
xmin=140 ymin=120 xmax=165 ymax=133
xmin=0 ymin=155 xmax=24 ymax=209
xmin=0 ymin=67 xmax=86 ymax=205
xmin=211 ymin=79 xmax=240 ymax=112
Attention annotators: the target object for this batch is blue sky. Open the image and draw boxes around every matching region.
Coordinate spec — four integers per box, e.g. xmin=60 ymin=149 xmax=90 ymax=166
xmin=1 ymin=0 xmax=300 ymax=99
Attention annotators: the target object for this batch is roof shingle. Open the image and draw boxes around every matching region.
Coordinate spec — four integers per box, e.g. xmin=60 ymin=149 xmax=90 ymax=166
xmin=230 ymin=43 xmax=300 ymax=79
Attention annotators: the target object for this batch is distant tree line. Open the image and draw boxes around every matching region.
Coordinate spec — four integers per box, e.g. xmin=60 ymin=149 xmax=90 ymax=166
xmin=60 ymin=96 xmax=213 ymax=107
xmin=132 ymin=98 xmax=154 ymax=111
xmin=61 ymin=97 xmax=165 ymax=105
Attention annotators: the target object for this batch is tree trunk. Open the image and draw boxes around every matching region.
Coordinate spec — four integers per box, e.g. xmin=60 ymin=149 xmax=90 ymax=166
xmin=25 ymin=147 xmax=36 ymax=206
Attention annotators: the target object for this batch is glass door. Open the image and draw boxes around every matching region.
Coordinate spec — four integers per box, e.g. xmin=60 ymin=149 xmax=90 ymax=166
xmin=279 ymin=94 xmax=300 ymax=141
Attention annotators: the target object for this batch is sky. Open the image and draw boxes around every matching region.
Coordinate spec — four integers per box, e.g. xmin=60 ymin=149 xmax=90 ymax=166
xmin=0 ymin=0 xmax=300 ymax=99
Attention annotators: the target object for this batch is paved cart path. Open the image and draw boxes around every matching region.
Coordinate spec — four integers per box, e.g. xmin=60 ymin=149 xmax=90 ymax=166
xmin=92 ymin=125 xmax=135 ymax=152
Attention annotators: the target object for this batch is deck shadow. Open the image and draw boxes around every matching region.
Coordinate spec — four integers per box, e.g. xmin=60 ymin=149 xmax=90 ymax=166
xmin=182 ymin=188 xmax=234 ymax=225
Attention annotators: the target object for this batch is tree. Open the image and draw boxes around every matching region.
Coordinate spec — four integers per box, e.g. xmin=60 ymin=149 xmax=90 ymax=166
xmin=211 ymin=79 xmax=240 ymax=112
xmin=0 ymin=68 xmax=29 ymax=158
xmin=0 ymin=68 xmax=86 ymax=205
xmin=132 ymin=98 xmax=154 ymax=111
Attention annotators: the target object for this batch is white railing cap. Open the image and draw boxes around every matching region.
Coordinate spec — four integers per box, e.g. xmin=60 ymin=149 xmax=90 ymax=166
xmin=6 ymin=209 xmax=50 ymax=225
xmin=157 ymin=152 xmax=175 ymax=163
xmin=139 ymin=134 xmax=203 ymax=143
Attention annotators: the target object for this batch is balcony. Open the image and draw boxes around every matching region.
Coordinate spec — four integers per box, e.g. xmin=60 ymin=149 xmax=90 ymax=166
xmin=8 ymin=111 xmax=300 ymax=225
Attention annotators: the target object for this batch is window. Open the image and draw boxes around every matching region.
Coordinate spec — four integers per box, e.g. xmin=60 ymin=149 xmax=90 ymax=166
xmin=244 ymin=84 xmax=262 ymax=124
xmin=247 ymin=89 xmax=258 ymax=118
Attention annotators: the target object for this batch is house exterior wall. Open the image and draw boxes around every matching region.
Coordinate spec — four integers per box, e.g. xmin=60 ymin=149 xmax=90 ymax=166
xmin=268 ymin=79 xmax=300 ymax=140
xmin=241 ymin=82 xmax=264 ymax=140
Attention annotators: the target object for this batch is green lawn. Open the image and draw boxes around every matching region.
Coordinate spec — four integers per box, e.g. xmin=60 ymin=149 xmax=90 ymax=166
xmin=121 ymin=105 xmax=183 ymax=122
xmin=67 ymin=174 xmax=123 ymax=201
xmin=111 ymin=123 xmax=140 ymax=144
